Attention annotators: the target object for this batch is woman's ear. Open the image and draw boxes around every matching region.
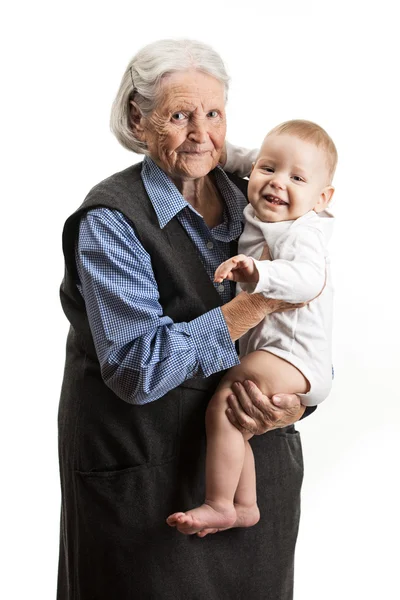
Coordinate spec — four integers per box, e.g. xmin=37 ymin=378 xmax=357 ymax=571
xmin=314 ymin=186 xmax=335 ymax=213
xmin=130 ymin=101 xmax=146 ymax=140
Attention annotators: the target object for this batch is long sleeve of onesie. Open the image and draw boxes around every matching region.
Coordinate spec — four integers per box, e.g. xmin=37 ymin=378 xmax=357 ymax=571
xmin=238 ymin=208 xmax=333 ymax=406
xmin=241 ymin=220 xmax=327 ymax=303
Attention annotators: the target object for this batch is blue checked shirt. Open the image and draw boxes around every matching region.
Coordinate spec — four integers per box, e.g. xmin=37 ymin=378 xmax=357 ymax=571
xmin=76 ymin=157 xmax=247 ymax=405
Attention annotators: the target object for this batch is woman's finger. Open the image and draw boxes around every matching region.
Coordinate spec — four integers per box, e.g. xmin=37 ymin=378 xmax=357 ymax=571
xmin=271 ymin=393 xmax=302 ymax=411
xmin=231 ymin=381 xmax=283 ymax=432
xmin=225 ymin=407 xmax=249 ymax=434
xmin=232 ymin=381 xmax=262 ymax=419
xmin=242 ymin=380 xmax=280 ymax=414
xmin=226 ymin=394 xmax=259 ymax=434
xmin=242 ymin=382 xmax=296 ymax=427
xmin=271 ymin=394 xmax=305 ymax=424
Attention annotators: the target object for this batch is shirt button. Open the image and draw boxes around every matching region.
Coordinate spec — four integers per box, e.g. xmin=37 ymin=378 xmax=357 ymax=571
xmin=206 ymin=241 xmax=214 ymax=249
xmin=217 ymin=284 xmax=225 ymax=292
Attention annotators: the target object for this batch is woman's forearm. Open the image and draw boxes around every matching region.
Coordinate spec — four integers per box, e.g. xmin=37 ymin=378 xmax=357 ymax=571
xmin=77 ymin=209 xmax=241 ymax=405
xmin=221 ymin=291 xmax=276 ymax=342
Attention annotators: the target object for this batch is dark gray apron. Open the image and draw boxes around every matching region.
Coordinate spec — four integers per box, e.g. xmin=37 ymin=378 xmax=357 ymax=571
xmin=57 ymin=164 xmax=304 ymax=599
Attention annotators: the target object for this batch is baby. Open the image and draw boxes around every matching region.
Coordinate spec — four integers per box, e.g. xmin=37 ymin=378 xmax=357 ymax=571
xmin=167 ymin=119 xmax=336 ymax=536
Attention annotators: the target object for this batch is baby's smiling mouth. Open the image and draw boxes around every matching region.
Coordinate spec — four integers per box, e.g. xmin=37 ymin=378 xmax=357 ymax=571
xmin=264 ymin=194 xmax=289 ymax=206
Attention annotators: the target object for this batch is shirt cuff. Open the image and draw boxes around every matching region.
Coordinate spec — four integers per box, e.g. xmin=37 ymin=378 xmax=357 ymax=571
xmin=187 ymin=307 xmax=240 ymax=377
xmin=243 ymin=259 xmax=271 ymax=295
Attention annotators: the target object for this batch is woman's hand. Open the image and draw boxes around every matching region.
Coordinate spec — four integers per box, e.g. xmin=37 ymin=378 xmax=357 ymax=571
xmin=226 ymin=380 xmax=305 ymax=434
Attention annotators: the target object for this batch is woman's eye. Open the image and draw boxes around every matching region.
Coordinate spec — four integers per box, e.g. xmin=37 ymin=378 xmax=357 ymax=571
xmin=172 ymin=112 xmax=186 ymax=121
xmin=207 ymin=110 xmax=218 ymax=118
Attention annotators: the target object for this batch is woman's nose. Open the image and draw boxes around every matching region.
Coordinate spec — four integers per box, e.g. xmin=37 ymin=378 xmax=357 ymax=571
xmin=188 ymin=118 xmax=209 ymax=143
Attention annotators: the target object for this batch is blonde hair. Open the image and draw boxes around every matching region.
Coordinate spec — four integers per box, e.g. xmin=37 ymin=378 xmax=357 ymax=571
xmin=267 ymin=119 xmax=338 ymax=181
xmin=110 ymin=39 xmax=230 ymax=154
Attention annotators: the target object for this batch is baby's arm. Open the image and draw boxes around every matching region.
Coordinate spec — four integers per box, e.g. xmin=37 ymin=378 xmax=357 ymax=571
xmin=214 ymin=254 xmax=259 ymax=284
xmin=241 ymin=226 xmax=326 ymax=303
xmin=223 ymin=141 xmax=258 ymax=178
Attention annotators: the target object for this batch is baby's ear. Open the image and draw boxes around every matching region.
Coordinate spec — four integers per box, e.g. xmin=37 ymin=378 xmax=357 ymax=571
xmin=314 ymin=186 xmax=335 ymax=213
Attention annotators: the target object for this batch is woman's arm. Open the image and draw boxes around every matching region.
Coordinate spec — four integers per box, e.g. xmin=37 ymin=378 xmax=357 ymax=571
xmin=77 ymin=208 xmax=292 ymax=404
xmin=77 ymin=208 xmax=240 ymax=404
xmin=220 ymin=290 xmax=305 ymax=341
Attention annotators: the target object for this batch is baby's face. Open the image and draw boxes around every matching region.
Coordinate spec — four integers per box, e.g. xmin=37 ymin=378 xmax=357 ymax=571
xmin=248 ymin=134 xmax=331 ymax=222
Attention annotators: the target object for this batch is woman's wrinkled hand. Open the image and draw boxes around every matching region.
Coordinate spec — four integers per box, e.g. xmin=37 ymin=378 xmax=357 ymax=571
xmin=226 ymin=380 xmax=305 ymax=435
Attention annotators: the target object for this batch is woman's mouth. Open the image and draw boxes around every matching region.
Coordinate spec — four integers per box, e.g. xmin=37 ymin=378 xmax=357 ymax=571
xmin=179 ymin=149 xmax=212 ymax=155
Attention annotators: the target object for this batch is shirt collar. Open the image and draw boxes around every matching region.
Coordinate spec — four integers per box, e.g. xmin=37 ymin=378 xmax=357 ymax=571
xmin=141 ymin=157 xmax=188 ymax=229
xmin=141 ymin=156 xmax=246 ymax=238
xmin=211 ymin=167 xmax=246 ymax=242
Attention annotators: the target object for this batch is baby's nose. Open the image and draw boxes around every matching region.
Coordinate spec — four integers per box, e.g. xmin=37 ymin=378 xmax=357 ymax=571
xmin=270 ymin=175 xmax=286 ymax=189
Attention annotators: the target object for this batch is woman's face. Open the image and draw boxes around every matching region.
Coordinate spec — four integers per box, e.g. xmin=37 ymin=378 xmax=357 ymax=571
xmin=136 ymin=70 xmax=226 ymax=180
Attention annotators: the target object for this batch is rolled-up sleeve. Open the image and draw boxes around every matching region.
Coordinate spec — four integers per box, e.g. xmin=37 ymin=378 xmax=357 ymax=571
xmin=76 ymin=208 xmax=239 ymax=405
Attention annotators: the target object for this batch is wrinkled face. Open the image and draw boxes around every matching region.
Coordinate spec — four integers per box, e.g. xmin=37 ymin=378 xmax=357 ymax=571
xmin=248 ymin=134 xmax=331 ymax=222
xmin=136 ymin=70 xmax=226 ymax=181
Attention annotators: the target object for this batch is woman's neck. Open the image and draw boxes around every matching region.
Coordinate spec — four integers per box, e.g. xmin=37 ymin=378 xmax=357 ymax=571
xmin=173 ymin=174 xmax=224 ymax=229
xmin=174 ymin=176 xmax=206 ymax=207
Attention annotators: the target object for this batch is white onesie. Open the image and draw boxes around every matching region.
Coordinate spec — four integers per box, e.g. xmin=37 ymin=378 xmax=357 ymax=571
xmin=238 ymin=204 xmax=334 ymax=406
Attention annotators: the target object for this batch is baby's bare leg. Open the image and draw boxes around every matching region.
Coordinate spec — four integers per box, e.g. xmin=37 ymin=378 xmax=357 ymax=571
xmin=196 ymin=435 xmax=259 ymax=538
xmin=167 ymin=384 xmax=246 ymax=534
xmin=166 ymin=351 xmax=308 ymax=535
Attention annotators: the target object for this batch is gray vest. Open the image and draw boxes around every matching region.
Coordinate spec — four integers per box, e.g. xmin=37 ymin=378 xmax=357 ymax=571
xmin=61 ymin=162 xmax=245 ymax=366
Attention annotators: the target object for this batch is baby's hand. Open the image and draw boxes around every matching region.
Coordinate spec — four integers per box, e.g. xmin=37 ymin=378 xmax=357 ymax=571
xmin=214 ymin=254 xmax=259 ymax=283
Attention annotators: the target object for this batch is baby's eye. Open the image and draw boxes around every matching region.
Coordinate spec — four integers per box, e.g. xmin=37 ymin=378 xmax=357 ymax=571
xmin=261 ymin=166 xmax=274 ymax=173
xmin=171 ymin=112 xmax=186 ymax=121
xmin=292 ymin=175 xmax=305 ymax=182
xmin=207 ymin=110 xmax=219 ymax=118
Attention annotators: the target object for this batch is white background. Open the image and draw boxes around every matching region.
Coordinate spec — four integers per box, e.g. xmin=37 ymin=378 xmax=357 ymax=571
xmin=2 ymin=1 xmax=399 ymax=598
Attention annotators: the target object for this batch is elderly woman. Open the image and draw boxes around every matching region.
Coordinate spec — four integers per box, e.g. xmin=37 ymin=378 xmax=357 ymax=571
xmin=58 ymin=39 xmax=314 ymax=600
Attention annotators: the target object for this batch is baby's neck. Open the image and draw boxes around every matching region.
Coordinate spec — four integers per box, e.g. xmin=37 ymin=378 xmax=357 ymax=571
xmin=255 ymin=208 xmax=315 ymax=224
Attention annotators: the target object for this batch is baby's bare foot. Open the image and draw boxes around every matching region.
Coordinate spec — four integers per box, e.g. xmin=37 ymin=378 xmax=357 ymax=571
xmin=196 ymin=502 xmax=260 ymax=537
xmin=234 ymin=502 xmax=260 ymax=528
xmin=166 ymin=502 xmax=237 ymax=535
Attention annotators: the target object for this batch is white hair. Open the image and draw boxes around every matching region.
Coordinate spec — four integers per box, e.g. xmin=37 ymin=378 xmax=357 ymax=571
xmin=110 ymin=39 xmax=230 ymax=154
